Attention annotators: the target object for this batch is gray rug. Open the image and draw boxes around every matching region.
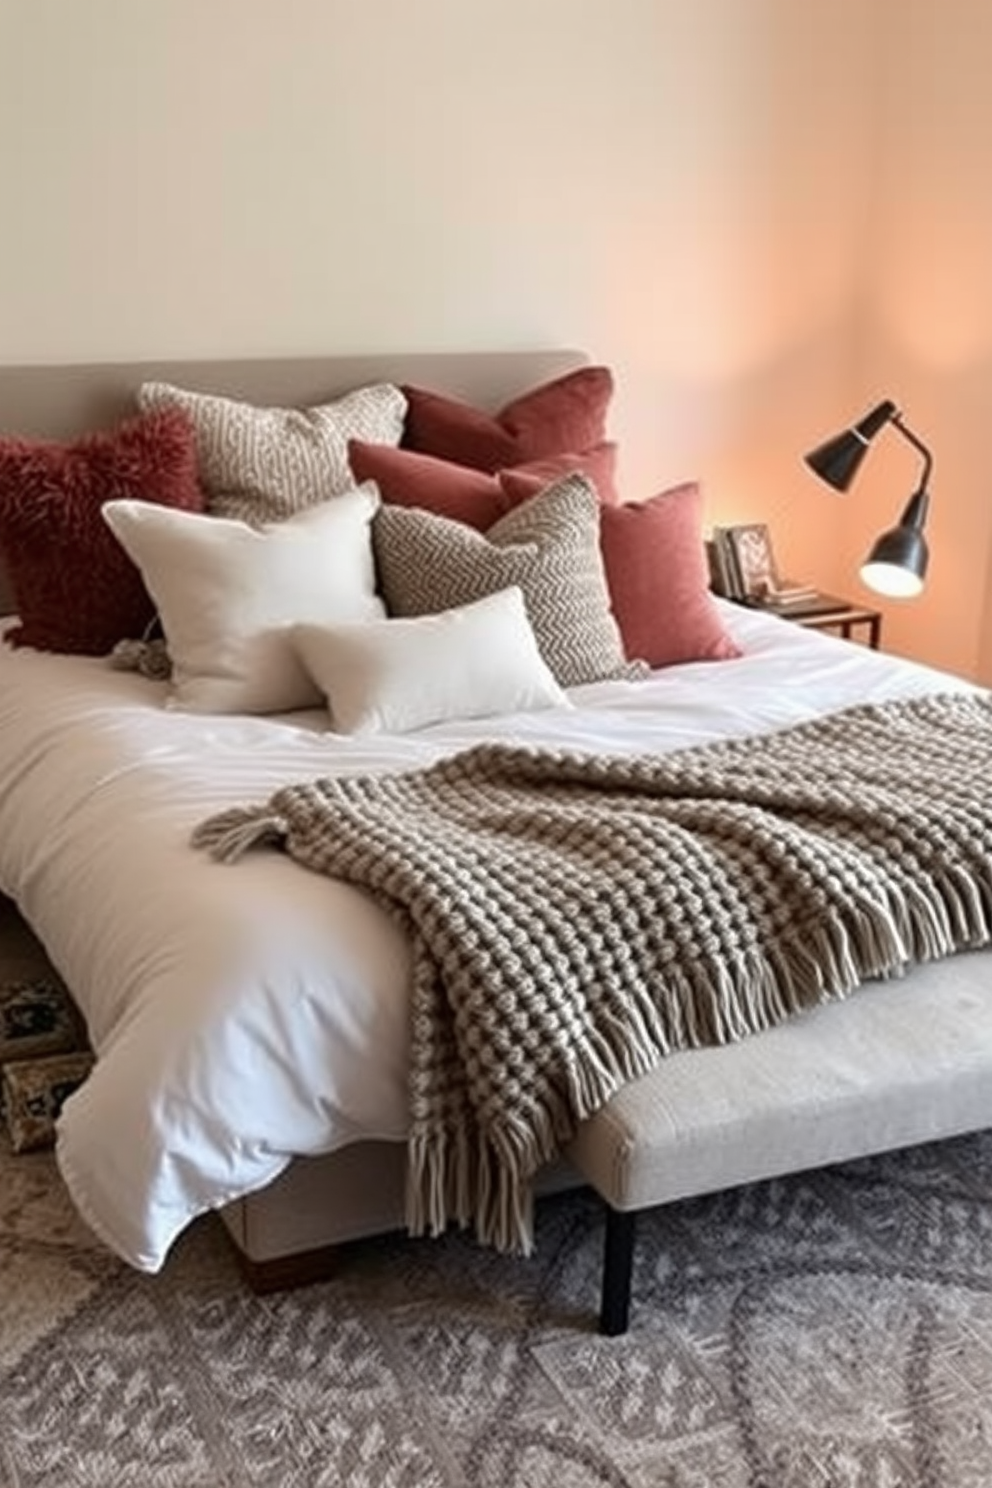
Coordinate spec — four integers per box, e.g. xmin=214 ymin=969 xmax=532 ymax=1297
xmin=3 ymin=1132 xmax=992 ymax=1486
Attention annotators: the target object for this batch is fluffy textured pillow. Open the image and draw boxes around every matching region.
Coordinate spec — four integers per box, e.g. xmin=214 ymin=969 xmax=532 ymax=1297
xmin=373 ymin=474 xmax=643 ymax=688
xmin=102 ymin=485 xmax=385 ymax=714
xmin=294 ymin=587 xmax=568 ymax=736
xmin=137 ymin=380 xmax=407 ymax=524
xmin=401 ymin=366 xmax=614 ymax=473
xmin=500 ymin=473 xmax=741 ymax=668
xmin=348 ymin=440 xmax=619 ymax=529
xmin=0 ymin=408 xmax=203 ymax=655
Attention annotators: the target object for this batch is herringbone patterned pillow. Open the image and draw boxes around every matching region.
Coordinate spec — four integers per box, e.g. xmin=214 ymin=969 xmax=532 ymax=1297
xmin=373 ymin=475 xmax=645 ymax=687
xmin=138 ymin=381 xmax=406 ymax=524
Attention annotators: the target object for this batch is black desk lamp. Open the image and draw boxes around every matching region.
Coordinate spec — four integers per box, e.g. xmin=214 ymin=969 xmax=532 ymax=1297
xmin=804 ymin=399 xmax=932 ymax=598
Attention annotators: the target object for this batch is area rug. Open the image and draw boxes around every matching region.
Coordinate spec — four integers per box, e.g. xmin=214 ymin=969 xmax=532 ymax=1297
xmin=3 ymin=1130 xmax=992 ymax=1487
xmin=0 ymin=899 xmax=91 ymax=1152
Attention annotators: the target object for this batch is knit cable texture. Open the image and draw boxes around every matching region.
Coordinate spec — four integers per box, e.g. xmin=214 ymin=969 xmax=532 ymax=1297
xmin=193 ymin=691 xmax=992 ymax=1253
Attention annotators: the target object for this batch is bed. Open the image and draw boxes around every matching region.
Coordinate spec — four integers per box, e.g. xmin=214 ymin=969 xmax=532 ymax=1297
xmin=0 ymin=351 xmax=990 ymax=1327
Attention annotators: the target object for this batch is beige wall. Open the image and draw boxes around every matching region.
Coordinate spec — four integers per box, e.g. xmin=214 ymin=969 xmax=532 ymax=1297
xmin=2 ymin=0 xmax=986 ymax=678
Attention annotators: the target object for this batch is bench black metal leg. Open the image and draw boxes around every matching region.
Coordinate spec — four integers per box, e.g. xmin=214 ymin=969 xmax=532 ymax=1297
xmin=599 ymin=1205 xmax=637 ymax=1336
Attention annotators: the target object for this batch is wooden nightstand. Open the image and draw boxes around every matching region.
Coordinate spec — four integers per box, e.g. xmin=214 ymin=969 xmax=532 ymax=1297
xmin=737 ymin=593 xmax=883 ymax=649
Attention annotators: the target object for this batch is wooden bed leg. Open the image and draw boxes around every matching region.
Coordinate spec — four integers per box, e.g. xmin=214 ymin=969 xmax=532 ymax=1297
xmin=599 ymin=1205 xmax=637 ymax=1336
xmin=229 ymin=1238 xmax=343 ymax=1295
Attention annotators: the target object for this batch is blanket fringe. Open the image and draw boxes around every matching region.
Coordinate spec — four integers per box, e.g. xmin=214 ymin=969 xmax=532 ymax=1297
xmin=405 ymin=864 xmax=992 ymax=1257
xmin=939 ymin=865 xmax=992 ymax=949
xmin=190 ymin=806 xmax=288 ymax=862
xmin=406 ymin=1124 xmax=538 ymax=1255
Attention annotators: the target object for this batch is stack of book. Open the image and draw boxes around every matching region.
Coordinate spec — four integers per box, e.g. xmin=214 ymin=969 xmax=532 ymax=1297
xmin=706 ymin=527 xmax=819 ymax=607
xmin=705 ymin=529 xmax=748 ymax=600
xmin=758 ymin=582 xmax=822 ymax=610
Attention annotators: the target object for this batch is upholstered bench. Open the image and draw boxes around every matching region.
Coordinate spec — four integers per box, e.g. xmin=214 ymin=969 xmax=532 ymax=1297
xmin=567 ymin=947 xmax=992 ymax=1335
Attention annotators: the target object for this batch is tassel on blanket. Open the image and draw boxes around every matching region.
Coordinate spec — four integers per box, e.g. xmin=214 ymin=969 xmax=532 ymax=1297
xmin=109 ymin=636 xmax=173 ymax=682
xmin=191 ymin=806 xmax=288 ymax=863
xmin=407 ymin=1125 xmax=539 ymax=1256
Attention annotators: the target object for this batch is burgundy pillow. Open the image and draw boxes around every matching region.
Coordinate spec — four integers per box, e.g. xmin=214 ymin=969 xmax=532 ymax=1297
xmin=349 ymin=443 xmax=508 ymax=528
xmin=499 ymin=473 xmax=741 ymax=669
xmin=349 ymin=440 xmax=620 ymax=531
xmin=0 ymin=407 xmax=204 ymax=655
xmin=506 ymin=445 xmax=621 ymax=507
xmin=400 ymin=366 xmax=614 ymax=473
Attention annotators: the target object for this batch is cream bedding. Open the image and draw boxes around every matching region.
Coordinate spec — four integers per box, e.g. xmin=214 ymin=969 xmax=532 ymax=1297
xmin=0 ymin=603 xmax=976 ymax=1272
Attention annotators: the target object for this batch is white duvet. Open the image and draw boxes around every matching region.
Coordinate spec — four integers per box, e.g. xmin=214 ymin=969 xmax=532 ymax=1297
xmin=0 ymin=603 xmax=974 ymax=1271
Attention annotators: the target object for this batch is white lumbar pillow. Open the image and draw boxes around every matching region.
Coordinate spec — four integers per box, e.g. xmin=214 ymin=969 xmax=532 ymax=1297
xmin=102 ymin=485 xmax=385 ymax=715
xmin=293 ymin=586 xmax=569 ymax=736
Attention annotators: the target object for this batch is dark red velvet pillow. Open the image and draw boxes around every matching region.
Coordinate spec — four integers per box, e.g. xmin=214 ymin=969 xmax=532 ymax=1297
xmin=349 ymin=443 xmax=509 ymax=528
xmin=400 ymin=366 xmax=614 ymax=473
xmin=499 ymin=473 xmax=741 ymax=669
xmin=0 ymin=407 xmax=204 ymax=655
xmin=506 ymin=445 xmax=620 ymax=507
xmin=349 ymin=440 xmax=619 ymax=531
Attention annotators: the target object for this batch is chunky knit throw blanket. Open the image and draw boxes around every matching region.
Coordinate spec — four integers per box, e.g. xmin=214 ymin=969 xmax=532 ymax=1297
xmin=193 ymin=691 xmax=992 ymax=1253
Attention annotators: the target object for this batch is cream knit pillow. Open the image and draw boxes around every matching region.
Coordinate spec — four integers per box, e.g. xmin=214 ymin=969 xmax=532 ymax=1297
xmin=373 ymin=474 xmax=644 ymax=688
xmin=138 ymin=380 xmax=406 ymax=524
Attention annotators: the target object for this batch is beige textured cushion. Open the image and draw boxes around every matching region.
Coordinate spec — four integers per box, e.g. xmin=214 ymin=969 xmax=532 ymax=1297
xmin=373 ymin=474 xmax=643 ymax=688
xmin=102 ymin=486 xmax=385 ymax=715
xmin=138 ymin=380 xmax=406 ymax=524
xmin=293 ymin=587 xmax=569 ymax=736
xmin=568 ymin=950 xmax=992 ymax=1213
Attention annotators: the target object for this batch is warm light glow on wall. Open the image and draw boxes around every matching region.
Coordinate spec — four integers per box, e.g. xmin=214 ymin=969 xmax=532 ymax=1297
xmin=873 ymin=209 xmax=992 ymax=369
xmin=868 ymin=5 xmax=992 ymax=371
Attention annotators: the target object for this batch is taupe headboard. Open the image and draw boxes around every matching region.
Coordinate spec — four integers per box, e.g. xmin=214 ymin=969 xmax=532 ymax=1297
xmin=0 ymin=348 xmax=586 ymax=615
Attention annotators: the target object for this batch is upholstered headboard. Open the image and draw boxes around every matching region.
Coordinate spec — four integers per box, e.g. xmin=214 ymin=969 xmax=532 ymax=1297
xmin=0 ymin=349 xmax=586 ymax=615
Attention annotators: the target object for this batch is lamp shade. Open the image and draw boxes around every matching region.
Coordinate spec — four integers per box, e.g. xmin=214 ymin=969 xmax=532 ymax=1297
xmin=859 ymin=491 xmax=929 ymax=598
xmin=804 ymin=400 xmax=898 ymax=491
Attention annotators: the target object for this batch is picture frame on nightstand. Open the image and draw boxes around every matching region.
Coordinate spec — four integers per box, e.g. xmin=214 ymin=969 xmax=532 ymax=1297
xmin=708 ymin=523 xmax=784 ymax=601
xmin=723 ymin=523 xmax=780 ymax=601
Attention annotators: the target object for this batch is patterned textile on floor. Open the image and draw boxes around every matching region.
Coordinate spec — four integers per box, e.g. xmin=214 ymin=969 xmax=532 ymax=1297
xmin=0 ymin=977 xmax=82 ymax=1066
xmin=2 ymin=1050 xmax=95 ymax=1153
xmin=3 ymin=1129 xmax=992 ymax=1486
xmin=0 ymin=977 xmax=91 ymax=1148
xmin=193 ymin=692 xmax=992 ymax=1254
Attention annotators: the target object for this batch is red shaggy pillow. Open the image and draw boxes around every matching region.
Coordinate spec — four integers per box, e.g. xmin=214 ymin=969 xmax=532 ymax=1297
xmin=0 ymin=407 xmax=204 ymax=655
xmin=400 ymin=366 xmax=614 ymax=473
xmin=349 ymin=440 xmax=619 ymax=531
xmin=499 ymin=473 xmax=741 ymax=669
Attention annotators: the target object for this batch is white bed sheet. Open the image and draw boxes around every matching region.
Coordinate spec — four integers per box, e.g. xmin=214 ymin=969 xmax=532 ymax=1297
xmin=0 ymin=603 xmax=976 ymax=1271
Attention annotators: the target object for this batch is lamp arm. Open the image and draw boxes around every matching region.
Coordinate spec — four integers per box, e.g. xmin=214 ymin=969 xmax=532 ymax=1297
xmin=889 ymin=413 xmax=933 ymax=492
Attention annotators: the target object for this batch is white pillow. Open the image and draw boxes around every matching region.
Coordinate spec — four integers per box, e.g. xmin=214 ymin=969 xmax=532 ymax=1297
xmin=102 ymin=486 xmax=385 ymax=715
xmin=293 ymin=587 xmax=569 ymax=736
xmin=137 ymin=380 xmax=407 ymax=524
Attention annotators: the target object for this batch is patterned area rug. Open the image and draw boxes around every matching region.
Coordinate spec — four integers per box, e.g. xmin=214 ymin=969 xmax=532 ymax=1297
xmin=0 ymin=979 xmax=92 ymax=1153
xmin=3 ymin=1132 xmax=992 ymax=1486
